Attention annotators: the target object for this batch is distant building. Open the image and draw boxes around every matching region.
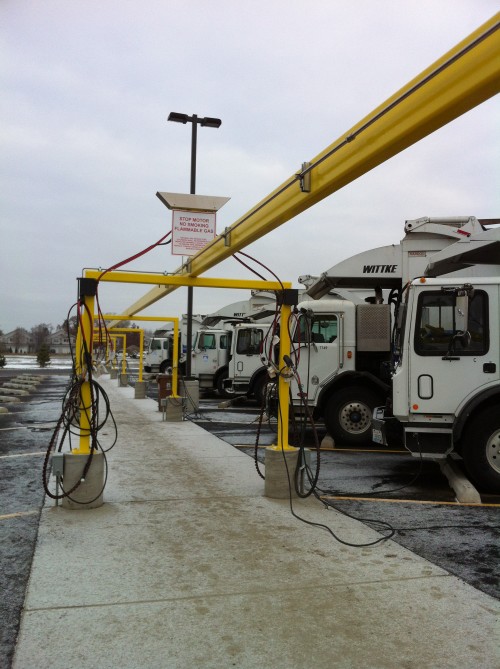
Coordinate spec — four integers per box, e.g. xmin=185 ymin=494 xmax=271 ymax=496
xmin=1 ymin=329 xmax=32 ymax=353
xmin=48 ymin=329 xmax=74 ymax=355
xmin=0 ymin=328 xmax=75 ymax=354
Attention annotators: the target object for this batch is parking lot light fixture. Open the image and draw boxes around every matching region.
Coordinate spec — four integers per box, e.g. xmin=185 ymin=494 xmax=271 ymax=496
xmin=167 ymin=111 xmax=222 ymax=377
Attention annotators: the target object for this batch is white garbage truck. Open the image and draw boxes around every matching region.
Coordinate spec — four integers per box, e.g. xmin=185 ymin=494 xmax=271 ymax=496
xmin=143 ymin=315 xmax=205 ymax=374
xmin=190 ymin=323 xmax=237 ymax=397
xmin=189 ymin=292 xmax=276 ymax=397
xmin=372 ymin=225 xmax=500 ymax=493
xmin=144 ymin=293 xmax=276 ymax=393
xmin=224 ymin=217 xmax=497 ymax=448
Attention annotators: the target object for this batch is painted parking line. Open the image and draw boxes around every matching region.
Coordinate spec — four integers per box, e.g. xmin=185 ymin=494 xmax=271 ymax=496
xmin=232 ymin=443 xmax=407 ymax=454
xmin=0 ymin=427 xmax=30 ymax=432
xmin=0 ymin=425 xmax=57 ymax=432
xmin=322 ymin=495 xmax=500 ymax=508
xmin=0 ymin=510 xmax=40 ymax=521
xmin=0 ymin=451 xmax=46 ymax=459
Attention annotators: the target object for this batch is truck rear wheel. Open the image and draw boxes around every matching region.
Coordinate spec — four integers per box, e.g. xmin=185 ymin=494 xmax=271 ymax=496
xmin=462 ymin=407 xmax=500 ymax=494
xmin=324 ymin=386 xmax=381 ymax=446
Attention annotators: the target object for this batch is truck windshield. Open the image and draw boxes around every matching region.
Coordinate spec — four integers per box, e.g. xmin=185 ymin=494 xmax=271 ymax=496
xmin=237 ymin=329 xmax=263 ymax=355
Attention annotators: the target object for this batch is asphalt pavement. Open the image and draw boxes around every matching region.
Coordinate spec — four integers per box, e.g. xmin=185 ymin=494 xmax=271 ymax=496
xmin=0 ymin=366 xmax=71 ymax=668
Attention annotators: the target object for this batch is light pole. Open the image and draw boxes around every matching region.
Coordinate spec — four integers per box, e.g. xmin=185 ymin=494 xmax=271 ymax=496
xmin=168 ymin=112 xmax=221 ymax=378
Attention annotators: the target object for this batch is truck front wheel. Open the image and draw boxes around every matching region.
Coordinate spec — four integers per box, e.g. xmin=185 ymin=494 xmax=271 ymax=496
xmin=253 ymin=374 xmax=270 ymax=407
xmin=462 ymin=407 xmax=500 ymax=494
xmin=324 ymin=386 xmax=382 ymax=446
xmin=159 ymin=360 xmax=171 ymax=374
xmin=216 ymin=369 xmax=234 ymax=399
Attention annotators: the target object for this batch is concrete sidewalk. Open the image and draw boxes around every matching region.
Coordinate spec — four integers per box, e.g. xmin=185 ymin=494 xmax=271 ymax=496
xmin=13 ymin=377 xmax=499 ymax=669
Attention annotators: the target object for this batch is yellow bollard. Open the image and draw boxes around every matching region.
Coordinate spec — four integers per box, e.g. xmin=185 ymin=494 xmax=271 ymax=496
xmin=74 ymin=291 xmax=95 ymax=455
xmin=269 ymin=302 xmax=295 ymax=452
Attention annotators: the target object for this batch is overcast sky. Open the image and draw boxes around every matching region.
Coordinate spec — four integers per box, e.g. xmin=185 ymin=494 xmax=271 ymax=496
xmin=1 ymin=1 xmax=499 ymax=333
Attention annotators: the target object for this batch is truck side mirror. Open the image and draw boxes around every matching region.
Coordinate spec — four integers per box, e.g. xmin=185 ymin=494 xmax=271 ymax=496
xmin=454 ymin=294 xmax=469 ymax=333
xmin=447 ymin=294 xmax=471 ymax=355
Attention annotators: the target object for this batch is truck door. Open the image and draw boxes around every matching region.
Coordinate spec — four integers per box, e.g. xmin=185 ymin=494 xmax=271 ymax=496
xmin=234 ymin=327 xmax=264 ymax=381
xmin=219 ymin=332 xmax=231 ymax=366
xmin=408 ymin=287 xmax=498 ymax=415
xmin=292 ymin=313 xmax=340 ymax=403
xmin=147 ymin=337 xmax=167 ymax=369
xmin=193 ymin=332 xmax=219 ymax=375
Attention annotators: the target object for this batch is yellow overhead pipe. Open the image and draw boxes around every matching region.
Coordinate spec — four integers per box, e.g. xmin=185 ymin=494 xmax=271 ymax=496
xmin=85 ymin=273 xmax=288 ymax=291
xmin=113 ymin=13 xmax=499 ymax=318
xmin=86 ymin=273 xmax=291 ymax=395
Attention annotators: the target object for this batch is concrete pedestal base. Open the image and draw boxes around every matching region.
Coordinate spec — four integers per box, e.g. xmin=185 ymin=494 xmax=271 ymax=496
xmin=61 ymin=452 xmax=104 ymax=509
xmin=94 ymin=362 xmax=107 ymax=377
xmin=119 ymin=373 xmax=129 ymax=387
xmin=134 ymin=381 xmax=147 ymax=399
xmin=180 ymin=379 xmax=199 ymax=413
xmin=161 ymin=396 xmax=184 ymax=422
xmin=110 ymin=369 xmax=118 ymax=379
xmin=264 ymin=447 xmax=299 ymax=499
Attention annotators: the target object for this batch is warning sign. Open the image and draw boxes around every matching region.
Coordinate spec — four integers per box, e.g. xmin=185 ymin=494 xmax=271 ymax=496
xmin=171 ymin=209 xmax=217 ymax=256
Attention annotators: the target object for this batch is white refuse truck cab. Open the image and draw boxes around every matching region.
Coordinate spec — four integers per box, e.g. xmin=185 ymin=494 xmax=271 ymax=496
xmin=143 ymin=315 xmax=205 ymax=374
xmin=190 ymin=324 xmax=235 ymax=397
xmin=372 ymin=225 xmax=500 ymax=493
xmin=143 ymin=329 xmax=173 ymax=374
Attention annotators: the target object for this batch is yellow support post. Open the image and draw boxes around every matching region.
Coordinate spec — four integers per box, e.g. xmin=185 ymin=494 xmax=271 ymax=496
xmin=74 ymin=292 xmax=95 ymax=455
xmin=138 ymin=330 xmax=144 ymax=383
xmin=269 ymin=302 xmax=295 ymax=452
xmin=171 ymin=318 xmax=179 ymax=398
xmin=264 ymin=301 xmax=302 ymax=499
xmin=114 ymin=334 xmax=127 ymax=374
xmin=109 ymin=336 xmax=118 ymax=369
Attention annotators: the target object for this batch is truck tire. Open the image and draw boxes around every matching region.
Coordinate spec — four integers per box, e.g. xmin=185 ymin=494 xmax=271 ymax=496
xmin=253 ymin=374 xmax=269 ymax=407
xmin=462 ymin=407 xmax=500 ymax=494
xmin=216 ymin=369 xmax=234 ymax=399
xmin=159 ymin=360 xmax=171 ymax=374
xmin=324 ymin=386 xmax=382 ymax=446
